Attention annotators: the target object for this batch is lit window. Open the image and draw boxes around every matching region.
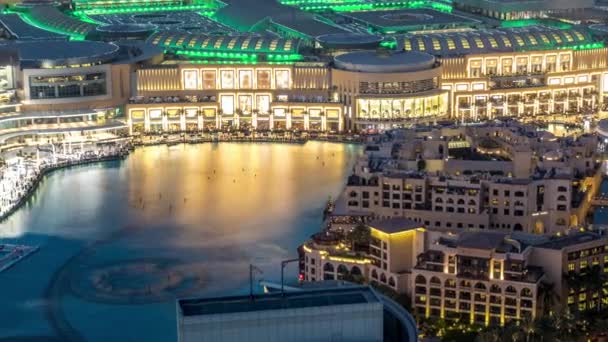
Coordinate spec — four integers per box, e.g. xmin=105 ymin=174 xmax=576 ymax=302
xmin=227 ymin=37 xmax=238 ymax=49
xmin=447 ymin=38 xmax=456 ymax=50
xmin=474 ymin=37 xmax=484 ymax=48
xmin=563 ymin=32 xmax=574 ymax=42
xmin=527 ymin=34 xmax=538 ymax=45
xmin=152 ymin=34 xmax=163 ymax=45
xmin=500 ymin=35 xmax=511 ymax=48
xmin=214 ymin=37 xmax=225 ymax=49
xmin=568 ymin=295 xmax=574 ymax=304
xmin=284 ymin=40 xmax=292 ymax=51
xmin=580 ymin=260 xmax=588 ymax=269
xmin=164 ymin=36 xmax=174 ymax=46
xmin=201 ymin=37 xmax=211 ymax=48
xmin=241 ymin=37 xmax=251 ymax=50
xmin=573 ymin=30 xmax=585 ymax=41
xmin=269 ymin=39 xmax=279 ymax=51
xmin=460 ymin=37 xmax=470 ymax=49
xmin=568 ymin=263 xmax=575 ymax=271
xmin=404 ymin=39 xmax=412 ymax=51
xmin=176 ymin=37 xmax=186 ymax=46
xmin=488 ymin=36 xmax=498 ymax=48
xmin=539 ymin=34 xmax=550 ymax=45
xmin=551 ymin=33 xmax=562 ymax=44
xmin=255 ymin=39 xmax=264 ymax=50
xmin=187 ymin=38 xmax=197 ymax=48
xmin=513 ymin=35 xmax=525 ymax=47
xmin=417 ymin=38 xmax=426 ymax=51
xmin=432 ymin=38 xmax=441 ymax=50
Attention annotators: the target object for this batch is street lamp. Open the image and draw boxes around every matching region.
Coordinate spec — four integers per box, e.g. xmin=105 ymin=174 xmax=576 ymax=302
xmin=281 ymin=258 xmax=300 ymax=297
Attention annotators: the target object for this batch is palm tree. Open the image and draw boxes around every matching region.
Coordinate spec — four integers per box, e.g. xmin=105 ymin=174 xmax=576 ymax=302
xmin=346 ymin=224 xmax=371 ymax=252
xmin=476 ymin=328 xmax=501 ymax=342
xmin=516 ymin=317 xmax=537 ymax=342
xmin=552 ymin=309 xmax=577 ymax=342
xmin=537 ymin=281 xmax=560 ymax=316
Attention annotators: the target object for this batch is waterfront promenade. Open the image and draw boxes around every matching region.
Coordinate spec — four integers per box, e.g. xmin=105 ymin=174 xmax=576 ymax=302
xmin=0 ymin=141 xmax=131 ymax=221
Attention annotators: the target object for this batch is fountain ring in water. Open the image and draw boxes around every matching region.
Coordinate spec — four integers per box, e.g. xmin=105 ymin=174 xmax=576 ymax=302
xmin=68 ymin=258 xmax=208 ymax=305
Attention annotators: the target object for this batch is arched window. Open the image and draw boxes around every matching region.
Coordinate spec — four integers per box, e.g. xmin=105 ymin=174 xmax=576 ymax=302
xmin=415 ymin=275 xmax=426 ymax=284
xmin=505 ymin=286 xmax=516 ymax=294
xmin=430 ymin=276 xmax=441 ymax=285
xmin=351 ymin=266 xmax=362 ymax=276
xmin=388 ymin=277 xmax=396 ymax=287
xmin=447 ymin=198 xmax=454 ymax=204
xmin=490 ymin=284 xmax=501 ymax=293
xmin=380 ymin=273 xmax=387 ymax=283
xmin=337 ymin=264 xmax=348 ymax=274
xmin=445 ymin=279 xmax=456 ymax=288
xmin=457 ymin=199 xmax=465 ymax=205
xmin=349 ymin=191 xmax=357 ymax=198
xmin=372 ymin=269 xmax=378 ymax=279
xmin=474 ymin=282 xmax=487 ymax=291
xmin=514 ymin=223 xmax=523 ymax=231
xmin=460 ymin=280 xmax=471 ymax=288
xmin=521 ymin=288 xmax=532 ymax=297
xmin=468 ymin=199 xmax=476 ymax=206
xmin=557 ymin=195 xmax=566 ymax=201
xmin=323 ymin=263 xmax=334 ymax=272
xmin=435 ymin=197 xmax=443 ymax=203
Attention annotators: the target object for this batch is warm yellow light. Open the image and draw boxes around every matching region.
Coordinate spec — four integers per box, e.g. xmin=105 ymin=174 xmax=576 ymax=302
xmin=327 ymin=256 xmax=372 ymax=264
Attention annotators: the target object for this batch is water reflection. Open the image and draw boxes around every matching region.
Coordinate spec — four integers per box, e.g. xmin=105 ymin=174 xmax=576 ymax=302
xmin=0 ymin=142 xmax=360 ymax=341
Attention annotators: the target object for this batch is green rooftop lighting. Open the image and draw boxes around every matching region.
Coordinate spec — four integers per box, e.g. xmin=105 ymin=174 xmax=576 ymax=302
xmin=74 ymin=3 xmax=217 ymax=16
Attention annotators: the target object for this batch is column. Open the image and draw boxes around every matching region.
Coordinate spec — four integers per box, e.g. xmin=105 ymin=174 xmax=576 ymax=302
xmin=197 ymin=114 xmax=203 ymax=131
xmin=144 ymin=111 xmax=150 ymax=133
xmin=180 ymin=112 xmax=186 ymax=131
xmin=161 ymin=114 xmax=168 ymax=131
xmin=304 ymin=114 xmax=309 ymax=131
xmin=286 ymin=112 xmax=292 ymax=129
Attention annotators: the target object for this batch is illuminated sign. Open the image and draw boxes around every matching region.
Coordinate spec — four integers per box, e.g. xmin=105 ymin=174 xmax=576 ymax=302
xmin=256 ymin=95 xmax=270 ymax=114
xmin=183 ymin=70 xmax=198 ymax=90
xmin=202 ymin=70 xmax=216 ymax=90
xmin=221 ymin=70 xmax=234 ymax=89
xmin=257 ymin=70 xmax=271 ymax=89
xmin=239 ymin=70 xmax=252 ymax=89
xmin=220 ymin=95 xmax=234 ymax=115
xmin=275 ymin=70 xmax=290 ymax=89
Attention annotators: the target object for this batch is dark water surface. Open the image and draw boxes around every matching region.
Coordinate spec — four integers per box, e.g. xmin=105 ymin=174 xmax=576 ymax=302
xmin=0 ymin=142 xmax=361 ymax=341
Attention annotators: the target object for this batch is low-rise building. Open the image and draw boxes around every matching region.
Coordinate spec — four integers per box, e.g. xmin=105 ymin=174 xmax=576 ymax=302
xmin=336 ymin=122 xmax=602 ymax=235
xmin=177 ymin=285 xmax=418 ymax=342
xmin=412 ymin=231 xmax=544 ymax=326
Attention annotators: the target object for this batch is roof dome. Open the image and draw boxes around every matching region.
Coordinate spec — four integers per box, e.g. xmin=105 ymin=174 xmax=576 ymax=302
xmin=333 ymin=50 xmax=436 ymax=73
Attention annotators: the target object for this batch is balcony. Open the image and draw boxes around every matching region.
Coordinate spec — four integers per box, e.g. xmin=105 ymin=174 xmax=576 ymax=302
xmin=489 ymin=75 xmax=546 ymax=90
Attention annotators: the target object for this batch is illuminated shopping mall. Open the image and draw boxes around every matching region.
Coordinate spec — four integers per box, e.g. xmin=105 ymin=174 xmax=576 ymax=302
xmin=2 ymin=0 xmax=608 ymax=141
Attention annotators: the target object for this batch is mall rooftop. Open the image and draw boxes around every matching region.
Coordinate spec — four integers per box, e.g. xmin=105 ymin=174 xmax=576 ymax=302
xmin=402 ymin=26 xmax=595 ymax=56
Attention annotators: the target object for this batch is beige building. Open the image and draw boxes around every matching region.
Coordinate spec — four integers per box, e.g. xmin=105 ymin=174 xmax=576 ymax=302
xmin=531 ymin=231 xmax=608 ymax=313
xmin=412 ymin=231 xmax=543 ymax=326
xmin=127 ymin=62 xmax=342 ymax=133
xmin=338 ymin=122 xmax=602 ymax=235
xmin=302 ymin=218 xmax=425 ymax=294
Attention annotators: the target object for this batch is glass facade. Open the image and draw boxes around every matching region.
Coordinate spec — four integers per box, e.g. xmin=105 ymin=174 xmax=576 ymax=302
xmin=29 ymin=72 xmax=107 ymax=100
xmin=357 ymin=94 xmax=448 ymax=119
